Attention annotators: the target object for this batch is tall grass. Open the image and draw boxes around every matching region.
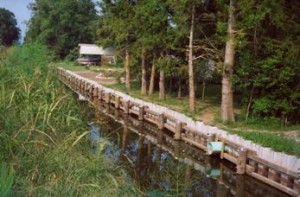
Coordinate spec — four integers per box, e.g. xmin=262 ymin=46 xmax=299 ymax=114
xmin=0 ymin=162 xmax=14 ymax=196
xmin=0 ymin=44 xmax=140 ymax=196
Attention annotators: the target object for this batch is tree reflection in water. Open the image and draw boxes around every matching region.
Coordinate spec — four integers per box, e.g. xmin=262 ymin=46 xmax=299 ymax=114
xmin=88 ymin=105 xmax=290 ymax=197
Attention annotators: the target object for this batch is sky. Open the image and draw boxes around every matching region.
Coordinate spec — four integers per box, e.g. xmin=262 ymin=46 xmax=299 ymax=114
xmin=0 ymin=0 xmax=34 ymax=42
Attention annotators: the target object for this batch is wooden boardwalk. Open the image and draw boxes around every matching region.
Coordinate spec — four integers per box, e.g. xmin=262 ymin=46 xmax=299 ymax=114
xmin=57 ymin=67 xmax=300 ymax=196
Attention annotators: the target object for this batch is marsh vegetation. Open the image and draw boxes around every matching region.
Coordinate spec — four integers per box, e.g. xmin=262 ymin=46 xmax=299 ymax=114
xmin=0 ymin=44 xmax=139 ymax=196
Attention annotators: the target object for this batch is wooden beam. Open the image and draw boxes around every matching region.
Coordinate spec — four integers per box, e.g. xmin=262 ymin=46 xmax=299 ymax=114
xmin=236 ymin=148 xmax=247 ymax=174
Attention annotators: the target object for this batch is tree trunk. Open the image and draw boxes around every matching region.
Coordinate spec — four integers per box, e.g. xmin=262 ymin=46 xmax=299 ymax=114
xmin=125 ymin=45 xmax=130 ymax=91
xmin=201 ymin=80 xmax=206 ymax=101
xmin=221 ymin=0 xmax=235 ymax=122
xmin=159 ymin=69 xmax=165 ymax=100
xmin=148 ymin=55 xmax=155 ymax=95
xmin=245 ymin=84 xmax=254 ymax=120
xmin=141 ymin=51 xmax=147 ymax=95
xmin=188 ymin=6 xmax=195 ymax=111
xmin=177 ymin=79 xmax=182 ymax=98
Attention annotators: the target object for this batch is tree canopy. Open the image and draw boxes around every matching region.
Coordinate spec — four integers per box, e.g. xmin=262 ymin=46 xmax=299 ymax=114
xmin=25 ymin=0 xmax=300 ymax=123
xmin=0 ymin=8 xmax=20 ymax=46
xmin=25 ymin=0 xmax=98 ymax=58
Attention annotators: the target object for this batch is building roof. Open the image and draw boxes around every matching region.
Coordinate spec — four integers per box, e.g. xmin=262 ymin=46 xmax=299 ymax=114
xmin=78 ymin=43 xmax=115 ymax=55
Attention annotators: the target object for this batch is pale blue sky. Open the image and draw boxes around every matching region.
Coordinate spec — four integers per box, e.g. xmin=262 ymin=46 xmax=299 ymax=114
xmin=0 ymin=0 xmax=34 ymax=42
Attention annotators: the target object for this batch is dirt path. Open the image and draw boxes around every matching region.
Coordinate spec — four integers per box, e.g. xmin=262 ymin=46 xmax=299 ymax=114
xmin=76 ymin=71 xmax=118 ymax=85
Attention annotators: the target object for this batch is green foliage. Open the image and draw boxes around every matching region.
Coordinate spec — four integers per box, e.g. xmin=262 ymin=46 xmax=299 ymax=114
xmin=25 ymin=0 xmax=98 ymax=59
xmin=65 ymin=46 xmax=79 ymax=61
xmin=0 ymin=163 xmax=14 ymax=196
xmin=252 ymin=98 xmax=273 ymax=115
xmin=0 ymin=44 xmax=140 ymax=196
xmin=238 ymin=132 xmax=300 ymax=157
xmin=234 ymin=0 xmax=300 ymax=123
xmin=98 ymin=0 xmax=136 ymax=49
xmin=0 ymin=8 xmax=20 ymax=46
xmin=132 ymin=0 xmax=170 ymax=52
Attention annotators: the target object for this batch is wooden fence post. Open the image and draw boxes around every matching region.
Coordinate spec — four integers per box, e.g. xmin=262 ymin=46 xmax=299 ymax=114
xmin=84 ymin=82 xmax=88 ymax=97
xmin=104 ymin=103 xmax=110 ymax=112
xmin=124 ymin=101 xmax=129 ymax=114
xmin=114 ymin=108 xmax=120 ymax=120
xmin=236 ymin=148 xmax=247 ymax=174
xmin=174 ymin=122 xmax=183 ymax=140
xmin=115 ymin=96 xmax=120 ymax=109
xmin=295 ymin=168 xmax=300 ymax=195
xmin=89 ymin=85 xmax=93 ymax=99
xmin=105 ymin=92 xmax=110 ymax=104
xmin=98 ymin=89 xmax=103 ymax=101
xmin=93 ymin=87 xmax=98 ymax=99
xmin=220 ymin=138 xmax=225 ymax=159
xmin=158 ymin=114 xmax=164 ymax=130
xmin=80 ymin=80 xmax=83 ymax=94
xmin=138 ymin=106 xmax=144 ymax=120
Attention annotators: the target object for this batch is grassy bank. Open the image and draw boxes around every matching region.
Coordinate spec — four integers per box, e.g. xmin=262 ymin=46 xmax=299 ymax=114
xmin=0 ymin=45 xmax=139 ymax=196
xmin=108 ymin=82 xmax=300 ymax=156
xmin=57 ymin=62 xmax=300 ymax=157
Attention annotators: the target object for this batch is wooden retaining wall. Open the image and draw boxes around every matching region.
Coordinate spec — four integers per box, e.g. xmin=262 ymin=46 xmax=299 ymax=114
xmin=57 ymin=67 xmax=300 ymax=196
xmin=96 ymin=104 xmax=292 ymax=197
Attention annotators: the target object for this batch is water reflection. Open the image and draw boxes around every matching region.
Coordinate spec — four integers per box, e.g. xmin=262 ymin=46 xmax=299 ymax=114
xmin=87 ymin=102 xmax=290 ymax=197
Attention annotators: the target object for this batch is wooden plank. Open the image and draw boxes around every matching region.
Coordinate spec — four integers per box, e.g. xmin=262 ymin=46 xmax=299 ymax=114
xmin=248 ymin=154 xmax=298 ymax=178
xmin=219 ymin=137 xmax=241 ymax=149
xmin=129 ymin=109 xmax=139 ymax=115
xmin=181 ymin=136 xmax=207 ymax=151
xmin=144 ymin=117 xmax=158 ymax=126
xmin=246 ymin=171 xmax=298 ymax=197
xmin=183 ymin=126 xmax=207 ymax=138
xmin=144 ymin=108 xmax=161 ymax=116
xmin=223 ymin=153 xmax=238 ymax=164
xmin=164 ymin=123 xmax=175 ymax=133
xmin=164 ymin=113 xmax=177 ymax=122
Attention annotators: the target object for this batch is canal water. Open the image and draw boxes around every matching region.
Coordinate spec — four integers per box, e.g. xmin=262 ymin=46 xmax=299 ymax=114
xmin=85 ymin=101 xmax=290 ymax=197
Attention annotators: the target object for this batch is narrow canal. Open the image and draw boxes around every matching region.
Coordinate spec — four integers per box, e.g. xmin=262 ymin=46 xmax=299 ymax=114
xmin=83 ymin=100 xmax=290 ymax=197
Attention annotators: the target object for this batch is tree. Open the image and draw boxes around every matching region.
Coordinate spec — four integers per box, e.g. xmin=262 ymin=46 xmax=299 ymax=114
xmin=132 ymin=0 xmax=171 ymax=96
xmin=25 ymin=0 xmax=98 ymax=59
xmin=98 ymin=0 xmax=137 ymax=91
xmin=234 ymin=0 xmax=300 ymax=123
xmin=167 ymin=1 xmax=197 ymax=110
xmin=221 ymin=0 xmax=235 ymax=122
xmin=167 ymin=0 xmax=213 ymax=111
xmin=0 ymin=8 xmax=20 ymax=46
xmin=188 ymin=5 xmax=196 ymax=111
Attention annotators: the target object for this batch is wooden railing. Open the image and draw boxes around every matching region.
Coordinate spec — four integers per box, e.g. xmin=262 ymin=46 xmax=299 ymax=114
xmin=57 ymin=67 xmax=300 ymax=197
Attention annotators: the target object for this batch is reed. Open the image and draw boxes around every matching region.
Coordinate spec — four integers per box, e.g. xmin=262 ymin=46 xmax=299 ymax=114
xmin=0 ymin=44 xmax=140 ymax=196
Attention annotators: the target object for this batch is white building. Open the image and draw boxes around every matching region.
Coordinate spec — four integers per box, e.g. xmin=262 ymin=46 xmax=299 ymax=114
xmin=77 ymin=43 xmax=116 ymax=65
